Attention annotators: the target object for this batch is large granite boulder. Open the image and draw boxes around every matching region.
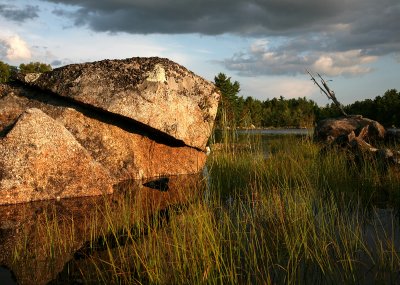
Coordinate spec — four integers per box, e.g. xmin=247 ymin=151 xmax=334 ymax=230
xmin=0 ymin=84 xmax=207 ymax=183
xmin=314 ymin=116 xmax=385 ymax=144
xmin=0 ymin=57 xmax=217 ymax=204
xmin=0 ymin=108 xmax=113 ymax=204
xmin=18 ymin=57 xmax=220 ymax=150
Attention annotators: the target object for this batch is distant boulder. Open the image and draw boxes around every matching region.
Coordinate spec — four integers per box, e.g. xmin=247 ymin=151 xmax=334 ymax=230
xmin=314 ymin=116 xmax=400 ymax=169
xmin=385 ymin=128 xmax=400 ymax=143
xmin=314 ymin=116 xmax=385 ymax=144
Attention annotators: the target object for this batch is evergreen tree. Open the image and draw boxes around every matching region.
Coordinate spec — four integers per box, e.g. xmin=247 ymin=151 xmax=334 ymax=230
xmin=214 ymin=73 xmax=241 ymax=127
xmin=19 ymin=62 xmax=52 ymax=74
xmin=213 ymin=72 xmax=398 ymax=129
xmin=0 ymin=61 xmax=11 ymax=83
xmin=320 ymin=89 xmax=399 ymax=127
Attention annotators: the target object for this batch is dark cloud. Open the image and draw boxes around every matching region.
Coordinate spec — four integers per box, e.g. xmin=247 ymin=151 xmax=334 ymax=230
xmin=0 ymin=4 xmax=39 ymax=22
xmin=219 ymin=0 xmax=400 ymax=76
xmin=44 ymin=0 xmax=353 ymax=35
xmin=43 ymin=0 xmax=400 ymax=76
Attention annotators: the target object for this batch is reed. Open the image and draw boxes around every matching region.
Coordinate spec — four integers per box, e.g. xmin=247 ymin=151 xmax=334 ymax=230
xmin=11 ymin=134 xmax=400 ymax=284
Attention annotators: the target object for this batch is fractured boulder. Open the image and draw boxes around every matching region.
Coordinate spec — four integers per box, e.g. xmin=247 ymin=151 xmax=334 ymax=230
xmin=0 ymin=57 xmax=218 ymax=204
xmin=18 ymin=57 xmax=220 ymax=150
xmin=314 ymin=115 xmax=385 ymax=144
xmin=0 ymin=108 xmax=114 ymax=204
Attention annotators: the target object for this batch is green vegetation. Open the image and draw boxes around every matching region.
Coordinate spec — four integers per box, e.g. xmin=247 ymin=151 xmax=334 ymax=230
xmin=214 ymin=73 xmax=400 ymax=128
xmin=214 ymin=73 xmax=241 ymax=127
xmin=0 ymin=61 xmax=11 ymax=83
xmin=318 ymin=89 xmax=400 ymax=127
xmin=214 ymin=73 xmax=318 ymax=129
xmin=11 ymin=135 xmax=400 ymax=284
xmin=18 ymin=61 xmax=52 ymax=74
xmin=0 ymin=60 xmax=52 ymax=83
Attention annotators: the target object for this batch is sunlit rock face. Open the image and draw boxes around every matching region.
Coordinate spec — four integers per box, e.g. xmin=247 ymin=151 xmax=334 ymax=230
xmin=18 ymin=57 xmax=220 ymax=150
xmin=0 ymin=108 xmax=114 ymax=204
xmin=0 ymin=57 xmax=219 ymax=205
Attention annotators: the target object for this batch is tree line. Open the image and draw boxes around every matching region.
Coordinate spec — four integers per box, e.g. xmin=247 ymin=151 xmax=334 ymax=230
xmin=215 ymin=72 xmax=318 ymax=129
xmin=318 ymin=89 xmax=400 ymax=128
xmin=214 ymin=73 xmax=400 ymax=128
xmin=0 ymin=60 xmax=52 ymax=83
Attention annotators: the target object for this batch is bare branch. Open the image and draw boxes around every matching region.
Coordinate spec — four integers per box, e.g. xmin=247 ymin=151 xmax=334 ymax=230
xmin=306 ymin=69 xmax=330 ymax=99
xmin=306 ymin=69 xmax=348 ymax=116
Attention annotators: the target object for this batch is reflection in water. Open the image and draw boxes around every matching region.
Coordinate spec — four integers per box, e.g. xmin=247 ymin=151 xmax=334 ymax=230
xmin=142 ymin=177 xmax=170 ymax=192
xmin=359 ymin=207 xmax=400 ymax=285
xmin=0 ymin=174 xmax=204 ymax=285
xmin=0 ymin=266 xmax=16 ymax=285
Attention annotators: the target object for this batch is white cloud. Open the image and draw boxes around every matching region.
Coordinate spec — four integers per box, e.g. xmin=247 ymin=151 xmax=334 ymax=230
xmin=312 ymin=50 xmax=377 ymax=76
xmin=224 ymin=39 xmax=378 ymax=77
xmin=240 ymin=76 xmax=316 ymax=101
xmin=0 ymin=32 xmax=31 ymax=61
xmin=269 ymin=80 xmax=316 ymax=99
xmin=250 ymin=39 xmax=269 ymax=54
xmin=328 ymin=23 xmax=351 ymax=32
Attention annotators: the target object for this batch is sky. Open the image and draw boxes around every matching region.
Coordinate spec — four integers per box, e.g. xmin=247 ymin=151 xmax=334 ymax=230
xmin=0 ymin=0 xmax=399 ymax=106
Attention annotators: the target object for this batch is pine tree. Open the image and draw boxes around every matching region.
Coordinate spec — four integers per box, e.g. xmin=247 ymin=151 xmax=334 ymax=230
xmin=19 ymin=62 xmax=52 ymax=74
xmin=214 ymin=73 xmax=241 ymax=128
xmin=0 ymin=61 xmax=11 ymax=83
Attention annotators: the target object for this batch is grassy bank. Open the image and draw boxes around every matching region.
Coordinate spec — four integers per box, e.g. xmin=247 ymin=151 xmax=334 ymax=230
xmin=11 ymin=136 xmax=400 ymax=284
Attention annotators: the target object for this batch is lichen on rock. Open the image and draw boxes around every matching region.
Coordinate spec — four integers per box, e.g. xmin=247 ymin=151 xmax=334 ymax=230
xmin=146 ymin=64 xmax=166 ymax=83
xmin=0 ymin=57 xmax=218 ymax=204
xmin=18 ymin=57 xmax=220 ymax=150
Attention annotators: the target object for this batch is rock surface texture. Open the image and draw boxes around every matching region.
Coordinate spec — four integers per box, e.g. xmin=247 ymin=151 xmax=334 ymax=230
xmin=0 ymin=57 xmax=219 ymax=204
xmin=0 ymin=108 xmax=113 ymax=204
xmin=18 ymin=57 xmax=219 ymax=150
xmin=314 ymin=116 xmax=385 ymax=144
xmin=315 ymin=115 xmax=400 ymax=168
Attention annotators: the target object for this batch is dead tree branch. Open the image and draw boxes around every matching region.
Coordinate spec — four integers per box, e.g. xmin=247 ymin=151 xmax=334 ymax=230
xmin=306 ymin=69 xmax=347 ymax=116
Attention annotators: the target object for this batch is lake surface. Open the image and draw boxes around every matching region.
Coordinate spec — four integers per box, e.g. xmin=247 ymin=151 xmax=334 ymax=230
xmin=237 ymin=128 xmax=312 ymax=135
xmin=214 ymin=128 xmax=312 ymax=141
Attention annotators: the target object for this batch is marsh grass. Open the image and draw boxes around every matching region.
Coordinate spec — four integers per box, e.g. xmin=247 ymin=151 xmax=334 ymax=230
xmin=11 ymin=134 xmax=400 ymax=284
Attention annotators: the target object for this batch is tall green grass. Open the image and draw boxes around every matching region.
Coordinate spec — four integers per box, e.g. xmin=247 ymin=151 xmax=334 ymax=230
xmin=11 ymin=135 xmax=400 ymax=284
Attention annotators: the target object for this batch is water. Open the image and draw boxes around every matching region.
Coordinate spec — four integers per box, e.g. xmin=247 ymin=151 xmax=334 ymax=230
xmin=0 ymin=174 xmax=204 ymax=285
xmin=0 ymin=266 xmax=16 ymax=285
xmin=236 ymin=128 xmax=312 ymax=136
xmin=213 ymin=128 xmax=312 ymax=143
xmin=0 ymin=130 xmax=399 ymax=284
